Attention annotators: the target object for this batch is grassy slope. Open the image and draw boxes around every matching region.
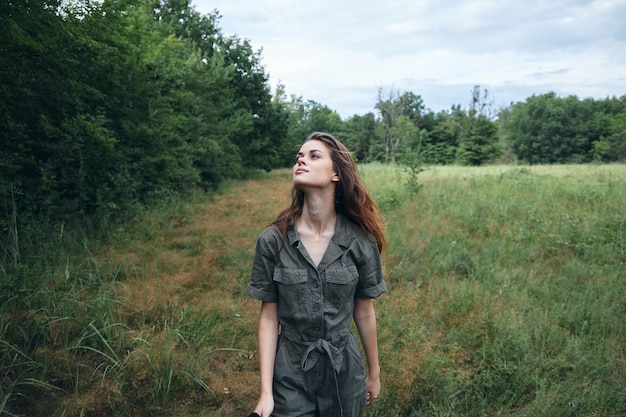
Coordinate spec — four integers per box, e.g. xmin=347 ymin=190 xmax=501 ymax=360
xmin=365 ymin=164 xmax=626 ymax=417
xmin=4 ymin=165 xmax=624 ymax=416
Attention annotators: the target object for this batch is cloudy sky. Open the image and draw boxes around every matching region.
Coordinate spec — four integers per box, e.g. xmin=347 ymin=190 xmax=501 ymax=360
xmin=192 ymin=0 xmax=626 ymax=118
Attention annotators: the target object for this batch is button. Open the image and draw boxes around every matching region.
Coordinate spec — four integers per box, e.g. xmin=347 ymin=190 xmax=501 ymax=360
xmin=313 ymin=281 xmax=319 ymax=288
xmin=313 ymin=304 xmax=319 ymax=312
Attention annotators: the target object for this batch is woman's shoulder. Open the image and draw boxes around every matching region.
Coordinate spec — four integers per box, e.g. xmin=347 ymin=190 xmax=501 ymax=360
xmin=256 ymin=225 xmax=286 ymax=251
xmin=257 ymin=225 xmax=282 ymax=241
xmin=337 ymin=214 xmax=377 ymax=245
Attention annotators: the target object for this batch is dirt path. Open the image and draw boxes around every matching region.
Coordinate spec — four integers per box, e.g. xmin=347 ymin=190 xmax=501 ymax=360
xmin=106 ymin=170 xmax=294 ymax=415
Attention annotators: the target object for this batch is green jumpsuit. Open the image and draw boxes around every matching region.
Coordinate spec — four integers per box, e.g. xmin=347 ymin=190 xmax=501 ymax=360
xmin=247 ymin=214 xmax=387 ymax=417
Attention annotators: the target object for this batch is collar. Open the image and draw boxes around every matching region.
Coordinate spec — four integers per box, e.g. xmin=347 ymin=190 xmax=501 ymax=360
xmin=286 ymin=213 xmax=355 ymax=248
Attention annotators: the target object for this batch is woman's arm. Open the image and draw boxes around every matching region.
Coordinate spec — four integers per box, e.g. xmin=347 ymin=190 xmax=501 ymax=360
xmin=353 ymin=297 xmax=381 ymax=406
xmin=253 ymin=301 xmax=279 ymax=417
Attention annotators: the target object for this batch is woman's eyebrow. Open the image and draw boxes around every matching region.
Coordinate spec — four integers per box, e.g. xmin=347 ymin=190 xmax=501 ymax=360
xmin=297 ymin=149 xmax=325 ymax=156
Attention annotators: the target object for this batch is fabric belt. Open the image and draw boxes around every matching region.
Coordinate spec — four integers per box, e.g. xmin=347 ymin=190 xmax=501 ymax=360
xmin=280 ymin=326 xmax=349 ymax=417
xmin=301 ymin=338 xmax=343 ymax=373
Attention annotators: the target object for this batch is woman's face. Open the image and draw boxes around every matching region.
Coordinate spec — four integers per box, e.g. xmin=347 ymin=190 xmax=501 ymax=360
xmin=293 ymin=140 xmax=339 ymax=190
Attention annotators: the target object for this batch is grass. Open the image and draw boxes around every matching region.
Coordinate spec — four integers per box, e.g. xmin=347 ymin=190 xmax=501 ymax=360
xmin=368 ymin=164 xmax=626 ymax=417
xmin=1 ymin=165 xmax=625 ymax=416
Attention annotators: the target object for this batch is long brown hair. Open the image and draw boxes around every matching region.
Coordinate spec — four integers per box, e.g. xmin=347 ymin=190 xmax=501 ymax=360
xmin=271 ymin=132 xmax=387 ymax=253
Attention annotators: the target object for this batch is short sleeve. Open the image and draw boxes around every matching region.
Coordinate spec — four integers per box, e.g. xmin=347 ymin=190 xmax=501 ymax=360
xmin=247 ymin=227 xmax=282 ymax=302
xmin=354 ymin=236 xmax=387 ymax=299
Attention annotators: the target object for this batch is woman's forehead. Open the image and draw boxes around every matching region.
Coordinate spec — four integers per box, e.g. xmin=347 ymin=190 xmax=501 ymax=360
xmin=299 ymin=139 xmax=330 ymax=154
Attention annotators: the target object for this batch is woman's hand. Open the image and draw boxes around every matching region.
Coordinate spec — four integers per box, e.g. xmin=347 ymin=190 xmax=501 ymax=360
xmin=253 ymin=392 xmax=274 ymax=417
xmin=365 ymin=373 xmax=380 ymax=406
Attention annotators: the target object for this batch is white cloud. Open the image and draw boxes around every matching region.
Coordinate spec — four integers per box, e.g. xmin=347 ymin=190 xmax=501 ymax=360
xmin=193 ymin=0 xmax=626 ymax=117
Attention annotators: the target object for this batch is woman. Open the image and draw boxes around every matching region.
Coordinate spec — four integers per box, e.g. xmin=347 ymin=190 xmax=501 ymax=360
xmin=247 ymin=132 xmax=387 ymax=417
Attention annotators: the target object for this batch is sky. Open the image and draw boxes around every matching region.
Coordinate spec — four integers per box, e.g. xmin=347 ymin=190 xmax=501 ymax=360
xmin=192 ymin=0 xmax=626 ymax=118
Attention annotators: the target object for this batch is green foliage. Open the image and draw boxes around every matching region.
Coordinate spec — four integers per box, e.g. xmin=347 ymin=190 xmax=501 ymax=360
xmin=276 ymin=97 xmax=344 ymax=166
xmin=367 ymin=86 xmax=503 ymax=166
xmin=0 ymin=0 xmax=285 ymax=227
xmin=456 ymin=114 xmax=502 ymax=165
xmin=421 ymin=111 xmax=461 ymax=165
xmin=592 ymin=111 xmax=626 ymax=162
xmin=501 ymin=93 xmax=625 ymax=164
xmin=403 ymin=156 xmax=426 ymax=195
xmin=374 ymin=89 xmax=426 ymax=163
xmin=340 ymin=112 xmax=380 ymax=163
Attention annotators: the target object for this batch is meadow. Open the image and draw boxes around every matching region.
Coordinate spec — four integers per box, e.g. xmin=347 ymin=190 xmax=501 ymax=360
xmin=1 ymin=164 xmax=625 ymax=416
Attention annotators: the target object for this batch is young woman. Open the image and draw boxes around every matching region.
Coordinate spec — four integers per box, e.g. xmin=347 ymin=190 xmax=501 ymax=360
xmin=247 ymin=132 xmax=387 ymax=417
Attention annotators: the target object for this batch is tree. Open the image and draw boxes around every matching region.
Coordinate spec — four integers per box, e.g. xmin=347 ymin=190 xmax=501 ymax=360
xmin=221 ymin=35 xmax=282 ymax=171
xmin=501 ymin=93 xmax=617 ymax=164
xmin=154 ymin=0 xmax=285 ymax=173
xmin=341 ymin=113 xmax=379 ymax=163
xmin=422 ymin=110 xmax=461 ymax=164
xmin=0 ymin=0 xmax=285 ymax=226
xmin=592 ymin=112 xmax=626 ymax=162
xmin=0 ymin=0 xmax=124 ymax=219
xmin=457 ymin=115 xmax=502 ymax=165
xmin=468 ymin=84 xmax=497 ymax=121
xmin=454 ymin=86 xmax=502 ymax=165
xmin=279 ymin=97 xmax=344 ymax=166
xmin=375 ymin=88 xmax=425 ymax=163
xmin=391 ymin=116 xmax=422 ymax=164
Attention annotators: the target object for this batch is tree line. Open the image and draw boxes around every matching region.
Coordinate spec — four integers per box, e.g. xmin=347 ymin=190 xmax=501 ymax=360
xmin=1 ymin=0 xmax=625 ymax=229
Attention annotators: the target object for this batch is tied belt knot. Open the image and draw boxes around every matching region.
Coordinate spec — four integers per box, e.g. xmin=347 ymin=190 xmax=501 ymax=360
xmin=301 ymin=338 xmax=343 ymax=373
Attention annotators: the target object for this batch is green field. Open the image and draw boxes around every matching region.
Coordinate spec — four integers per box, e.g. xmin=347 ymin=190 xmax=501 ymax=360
xmin=2 ymin=164 xmax=625 ymax=416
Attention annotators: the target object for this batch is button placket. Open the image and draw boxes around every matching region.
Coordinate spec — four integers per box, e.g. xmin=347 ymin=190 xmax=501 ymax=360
xmin=311 ymin=269 xmax=323 ymax=336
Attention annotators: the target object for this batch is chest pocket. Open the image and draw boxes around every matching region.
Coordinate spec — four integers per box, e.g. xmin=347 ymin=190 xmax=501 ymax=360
xmin=324 ymin=265 xmax=359 ymax=307
xmin=325 ymin=265 xmax=359 ymax=284
xmin=273 ymin=268 xmax=308 ymax=285
xmin=273 ymin=268 xmax=309 ymax=317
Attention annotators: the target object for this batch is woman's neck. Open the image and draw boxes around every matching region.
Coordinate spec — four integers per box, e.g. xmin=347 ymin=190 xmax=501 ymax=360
xmin=298 ymin=190 xmax=337 ymax=239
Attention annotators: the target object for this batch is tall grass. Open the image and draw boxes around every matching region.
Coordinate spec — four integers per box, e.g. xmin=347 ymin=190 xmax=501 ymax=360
xmin=362 ymin=164 xmax=626 ymax=417
xmin=1 ymin=165 xmax=624 ymax=416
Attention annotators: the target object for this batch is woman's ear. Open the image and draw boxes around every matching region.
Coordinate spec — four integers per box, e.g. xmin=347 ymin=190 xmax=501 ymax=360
xmin=332 ymin=173 xmax=340 ymax=182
